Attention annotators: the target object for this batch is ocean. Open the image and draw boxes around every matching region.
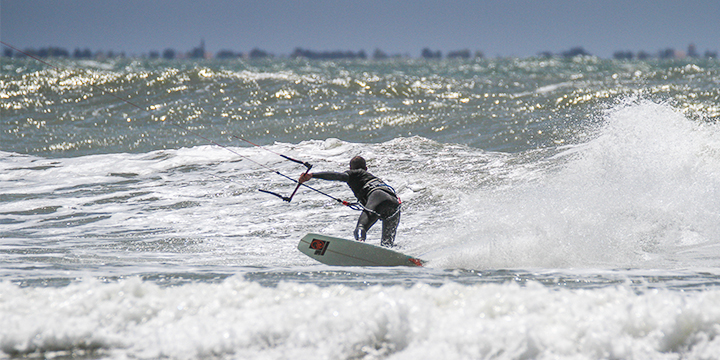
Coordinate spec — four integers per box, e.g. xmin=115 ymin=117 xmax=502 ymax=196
xmin=2 ymin=56 xmax=720 ymax=359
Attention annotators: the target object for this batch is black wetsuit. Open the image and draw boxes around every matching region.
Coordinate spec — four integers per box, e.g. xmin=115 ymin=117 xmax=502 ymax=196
xmin=312 ymin=169 xmax=401 ymax=247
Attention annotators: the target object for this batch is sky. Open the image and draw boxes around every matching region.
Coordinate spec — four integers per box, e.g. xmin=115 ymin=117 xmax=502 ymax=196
xmin=1 ymin=0 xmax=718 ymax=58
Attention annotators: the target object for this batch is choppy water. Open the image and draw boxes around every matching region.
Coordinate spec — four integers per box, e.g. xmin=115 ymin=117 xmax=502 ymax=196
xmin=2 ymin=56 xmax=720 ymax=359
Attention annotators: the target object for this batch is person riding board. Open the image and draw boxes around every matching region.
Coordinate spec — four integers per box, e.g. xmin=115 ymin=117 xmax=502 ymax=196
xmin=298 ymin=156 xmax=401 ymax=247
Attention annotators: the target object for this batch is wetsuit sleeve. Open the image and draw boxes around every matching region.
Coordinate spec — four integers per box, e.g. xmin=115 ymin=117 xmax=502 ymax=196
xmin=312 ymin=171 xmax=350 ymax=182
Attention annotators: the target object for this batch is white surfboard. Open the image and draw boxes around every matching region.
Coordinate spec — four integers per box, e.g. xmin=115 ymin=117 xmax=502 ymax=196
xmin=298 ymin=233 xmax=424 ymax=267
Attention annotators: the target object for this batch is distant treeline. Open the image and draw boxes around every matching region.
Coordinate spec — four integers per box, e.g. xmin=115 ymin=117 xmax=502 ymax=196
xmin=1 ymin=45 xmax=481 ymax=60
xmin=2 ymin=42 xmax=717 ymax=60
xmin=610 ymin=43 xmax=718 ymax=60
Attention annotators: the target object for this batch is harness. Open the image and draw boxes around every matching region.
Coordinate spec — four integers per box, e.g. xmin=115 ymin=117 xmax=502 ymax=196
xmin=364 ymin=181 xmax=402 ymax=220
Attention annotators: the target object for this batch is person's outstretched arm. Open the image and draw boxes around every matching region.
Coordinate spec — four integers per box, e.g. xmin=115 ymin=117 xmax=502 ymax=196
xmin=298 ymin=171 xmax=349 ymax=184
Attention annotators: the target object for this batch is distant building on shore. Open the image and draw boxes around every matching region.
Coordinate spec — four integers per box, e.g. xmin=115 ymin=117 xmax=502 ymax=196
xmin=188 ymin=40 xmax=207 ymax=59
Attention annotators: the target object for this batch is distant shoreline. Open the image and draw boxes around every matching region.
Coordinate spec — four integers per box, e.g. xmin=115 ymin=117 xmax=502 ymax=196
xmin=2 ymin=42 xmax=718 ymax=61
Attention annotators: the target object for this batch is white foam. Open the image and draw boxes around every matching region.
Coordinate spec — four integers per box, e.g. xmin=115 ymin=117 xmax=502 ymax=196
xmin=2 ymin=277 xmax=720 ymax=359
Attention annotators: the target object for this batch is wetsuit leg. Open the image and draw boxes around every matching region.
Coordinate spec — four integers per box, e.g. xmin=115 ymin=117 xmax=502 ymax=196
xmin=354 ymin=210 xmax=378 ymax=242
xmin=356 ymin=190 xmax=400 ymax=247
xmin=380 ymin=208 xmax=400 ymax=247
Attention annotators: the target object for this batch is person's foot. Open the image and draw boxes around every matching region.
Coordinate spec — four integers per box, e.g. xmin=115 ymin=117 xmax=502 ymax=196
xmin=354 ymin=227 xmax=367 ymax=242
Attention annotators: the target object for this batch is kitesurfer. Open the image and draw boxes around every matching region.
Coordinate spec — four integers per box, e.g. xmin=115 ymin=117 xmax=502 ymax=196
xmin=298 ymin=156 xmax=401 ymax=247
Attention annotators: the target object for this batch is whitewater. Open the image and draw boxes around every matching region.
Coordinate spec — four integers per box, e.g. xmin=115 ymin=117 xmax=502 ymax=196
xmin=2 ymin=56 xmax=720 ymax=359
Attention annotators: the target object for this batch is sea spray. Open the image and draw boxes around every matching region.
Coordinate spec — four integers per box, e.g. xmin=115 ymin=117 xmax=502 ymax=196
xmin=433 ymin=100 xmax=720 ymax=269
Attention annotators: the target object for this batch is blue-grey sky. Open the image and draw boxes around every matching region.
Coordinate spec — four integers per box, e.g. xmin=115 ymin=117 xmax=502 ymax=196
xmin=1 ymin=0 xmax=718 ymax=58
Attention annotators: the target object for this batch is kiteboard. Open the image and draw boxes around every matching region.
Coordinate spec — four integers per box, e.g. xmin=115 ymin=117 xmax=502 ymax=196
xmin=298 ymin=233 xmax=424 ymax=267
